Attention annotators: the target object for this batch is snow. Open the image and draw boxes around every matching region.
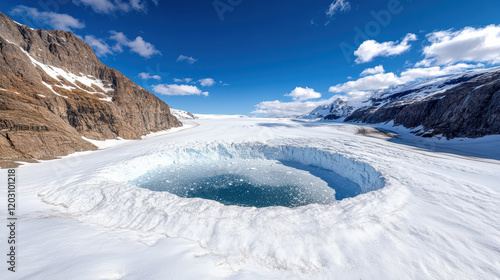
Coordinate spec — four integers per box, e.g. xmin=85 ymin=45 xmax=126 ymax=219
xmin=42 ymin=81 xmax=68 ymax=98
xmin=30 ymin=57 xmax=114 ymax=95
xmin=0 ymin=88 xmax=20 ymax=95
xmin=7 ymin=41 xmax=114 ymax=101
xmin=1 ymin=117 xmax=499 ymax=279
xmin=170 ymin=108 xmax=196 ymax=119
xmin=13 ymin=20 xmax=34 ymax=30
xmin=81 ymin=136 xmax=132 ymax=149
xmin=309 ymin=66 xmax=500 ymax=121
xmin=80 ymin=122 xmax=197 ymax=150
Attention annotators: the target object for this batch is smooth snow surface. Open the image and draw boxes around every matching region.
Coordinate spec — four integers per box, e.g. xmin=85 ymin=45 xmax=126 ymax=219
xmin=1 ymin=117 xmax=499 ymax=280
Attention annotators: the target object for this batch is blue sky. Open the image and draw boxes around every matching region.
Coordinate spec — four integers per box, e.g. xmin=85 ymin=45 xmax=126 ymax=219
xmin=1 ymin=0 xmax=500 ymax=115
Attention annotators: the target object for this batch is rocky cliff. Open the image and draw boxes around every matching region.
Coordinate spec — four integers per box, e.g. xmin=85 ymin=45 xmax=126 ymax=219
xmin=0 ymin=12 xmax=181 ymax=166
xmin=307 ymin=67 xmax=500 ymax=139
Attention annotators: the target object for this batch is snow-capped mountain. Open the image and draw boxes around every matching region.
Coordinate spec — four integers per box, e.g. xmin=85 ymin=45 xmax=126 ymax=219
xmin=0 ymin=12 xmax=181 ymax=166
xmin=304 ymin=97 xmax=359 ymax=120
xmin=170 ymin=108 xmax=196 ymax=119
xmin=308 ymin=66 xmax=500 ymax=138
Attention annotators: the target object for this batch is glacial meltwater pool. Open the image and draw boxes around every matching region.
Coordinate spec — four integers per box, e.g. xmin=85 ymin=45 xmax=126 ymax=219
xmin=132 ymin=145 xmax=369 ymax=208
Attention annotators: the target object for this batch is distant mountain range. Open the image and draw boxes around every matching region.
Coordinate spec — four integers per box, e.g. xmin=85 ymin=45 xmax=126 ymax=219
xmin=0 ymin=12 xmax=181 ymax=166
xmin=306 ymin=67 xmax=500 ymax=139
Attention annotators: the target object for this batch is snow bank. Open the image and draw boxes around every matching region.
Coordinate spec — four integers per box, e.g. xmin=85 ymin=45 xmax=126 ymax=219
xmin=39 ymin=142 xmax=386 ymax=272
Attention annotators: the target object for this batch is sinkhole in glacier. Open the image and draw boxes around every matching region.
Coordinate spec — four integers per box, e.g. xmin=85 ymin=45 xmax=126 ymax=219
xmin=131 ymin=144 xmax=384 ymax=208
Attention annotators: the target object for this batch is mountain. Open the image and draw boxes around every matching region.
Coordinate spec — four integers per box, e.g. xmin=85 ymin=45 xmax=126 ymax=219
xmin=170 ymin=108 xmax=196 ymax=119
xmin=307 ymin=67 xmax=500 ymax=139
xmin=0 ymin=12 xmax=181 ymax=166
xmin=304 ymin=97 xmax=358 ymax=120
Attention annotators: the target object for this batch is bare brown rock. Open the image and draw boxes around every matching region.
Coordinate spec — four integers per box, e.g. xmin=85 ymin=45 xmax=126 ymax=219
xmin=0 ymin=12 xmax=181 ymax=164
xmin=345 ymin=70 xmax=500 ymax=139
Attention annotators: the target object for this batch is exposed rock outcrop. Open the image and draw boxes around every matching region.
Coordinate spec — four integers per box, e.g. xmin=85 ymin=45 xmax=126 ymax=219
xmin=0 ymin=12 xmax=181 ymax=165
xmin=344 ymin=69 xmax=500 ymax=139
xmin=307 ymin=67 xmax=500 ymax=139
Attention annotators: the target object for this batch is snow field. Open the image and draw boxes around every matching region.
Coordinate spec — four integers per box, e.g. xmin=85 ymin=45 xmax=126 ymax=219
xmin=1 ymin=117 xmax=499 ymax=279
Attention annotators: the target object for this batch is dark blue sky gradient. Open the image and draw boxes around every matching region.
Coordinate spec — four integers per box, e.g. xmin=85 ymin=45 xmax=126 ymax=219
xmin=1 ymin=0 xmax=499 ymax=114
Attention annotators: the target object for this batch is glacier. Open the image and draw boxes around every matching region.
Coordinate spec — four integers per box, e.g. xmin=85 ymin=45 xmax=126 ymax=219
xmin=1 ymin=116 xmax=499 ymax=279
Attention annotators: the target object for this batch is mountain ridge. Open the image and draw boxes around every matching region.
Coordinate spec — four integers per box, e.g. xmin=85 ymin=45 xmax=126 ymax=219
xmin=306 ymin=67 xmax=500 ymax=139
xmin=0 ymin=12 xmax=181 ymax=167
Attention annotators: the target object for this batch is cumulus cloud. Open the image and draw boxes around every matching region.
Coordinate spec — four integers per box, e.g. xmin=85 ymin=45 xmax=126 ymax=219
xmin=326 ymin=0 xmax=351 ymax=17
xmin=84 ymin=35 xmax=112 ymax=57
xmin=284 ymin=87 xmax=322 ymax=101
xmin=109 ymin=31 xmax=160 ymax=58
xmin=72 ymin=0 xmax=159 ymax=14
xmin=420 ymin=25 xmax=500 ymax=66
xmin=10 ymin=5 xmax=85 ymax=32
xmin=330 ymin=63 xmax=483 ymax=95
xmin=360 ymin=65 xmax=385 ymax=76
xmin=173 ymin=78 xmax=193 ymax=83
xmin=399 ymin=63 xmax=483 ymax=82
xmin=354 ymin=33 xmax=417 ymax=64
xmin=128 ymin=36 xmax=160 ymax=58
xmin=199 ymin=78 xmax=216 ymax=87
xmin=253 ymin=87 xmax=325 ymax=117
xmin=138 ymin=72 xmax=161 ymax=80
xmin=177 ymin=55 xmax=197 ymax=64
xmin=153 ymin=84 xmax=208 ymax=96
xmin=329 ymin=72 xmax=401 ymax=93
xmin=252 ymin=99 xmax=332 ymax=118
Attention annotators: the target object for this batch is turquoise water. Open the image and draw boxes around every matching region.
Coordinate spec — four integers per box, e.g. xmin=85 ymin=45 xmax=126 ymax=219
xmin=133 ymin=158 xmax=361 ymax=208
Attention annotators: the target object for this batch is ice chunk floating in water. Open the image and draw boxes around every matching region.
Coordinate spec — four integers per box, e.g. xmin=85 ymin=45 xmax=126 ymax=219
xmin=133 ymin=146 xmax=364 ymax=208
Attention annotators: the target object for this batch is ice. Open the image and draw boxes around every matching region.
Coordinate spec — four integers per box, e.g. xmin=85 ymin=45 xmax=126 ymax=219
xmin=133 ymin=157 xmax=347 ymax=208
xmin=5 ymin=117 xmax=500 ymax=279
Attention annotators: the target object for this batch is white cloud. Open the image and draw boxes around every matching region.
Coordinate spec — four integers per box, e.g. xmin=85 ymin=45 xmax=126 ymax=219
xmin=284 ymin=87 xmax=322 ymax=101
xmin=10 ymin=5 xmax=85 ymax=32
xmin=84 ymin=35 xmax=112 ymax=57
xmin=153 ymin=84 xmax=208 ymax=96
xmin=72 ymin=0 xmax=158 ymax=14
xmin=109 ymin=31 xmax=160 ymax=58
xmin=127 ymin=36 xmax=160 ymax=58
xmin=138 ymin=72 xmax=161 ymax=80
xmin=330 ymin=72 xmax=401 ymax=93
xmin=360 ymin=65 xmax=385 ymax=76
xmin=173 ymin=78 xmax=193 ymax=83
xmin=109 ymin=30 xmax=128 ymax=49
xmin=252 ymin=99 xmax=331 ymax=118
xmin=354 ymin=33 xmax=417 ymax=64
xmin=177 ymin=55 xmax=197 ymax=64
xmin=399 ymin=63 xmax=483 ymax=82
xmin=199 ymin=78 xmax=216 ymax=87
xmin=254 ymin=63 xmax=480 ymax=118
xmin=420 ymin=25 xmax=500 ymax=66
xmin=329 ymin=63 xmax=483 ymax=95
xmin=326 ymin=0 xmax=351 ymax=17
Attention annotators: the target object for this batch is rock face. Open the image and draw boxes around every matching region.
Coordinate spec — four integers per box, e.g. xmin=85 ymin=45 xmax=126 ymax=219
xmin=0 ymin=12 xmax=181 ymax=165
xmin=309 ymin=67 xmax=500 ymax=139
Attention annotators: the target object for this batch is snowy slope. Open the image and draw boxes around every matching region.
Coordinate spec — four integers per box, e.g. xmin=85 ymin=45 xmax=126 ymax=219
xmin=307 ymin=66 xmax=500 ymax=122
xmin=304 ymin=96 xmax=362 ymax=120
xmin=367 ymin=66 xmax=500 ymax=108
xmin=1 ymin=117 xmax=499 ymax=279
xmin=170 ymin=108 xmax=196 ymax=119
